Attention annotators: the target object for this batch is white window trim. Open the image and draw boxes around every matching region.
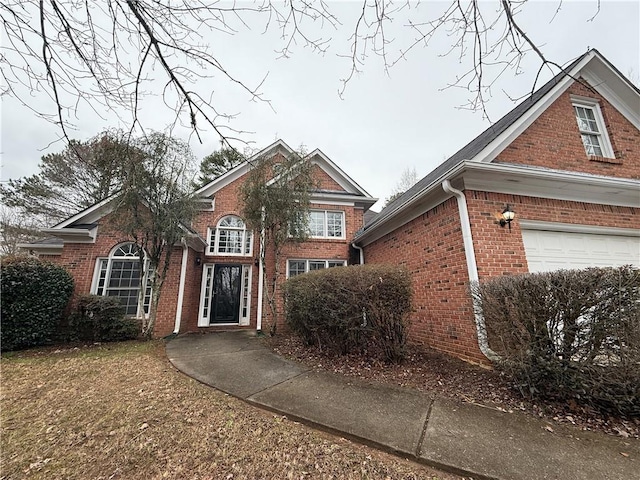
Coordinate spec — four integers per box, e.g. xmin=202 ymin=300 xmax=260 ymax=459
xmin=571 ymin=97 xmax=615 ymax=159
xmin=207 ymin=220 xmax=254 ymax=257
xmin=198 ymin=264 xmax=214 ymax=326
xmin=90 ymin=244 xmax=151 ymax=318
xmin=286 ymin=259 xmax=347 ymax=278
xmin=239 ymin=265 xmax=252 ymax=326
xmin=308 ymin=210 xmax=346 ymax=239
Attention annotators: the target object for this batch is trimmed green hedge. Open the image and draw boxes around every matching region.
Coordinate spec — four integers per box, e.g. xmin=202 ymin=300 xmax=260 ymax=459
xmin=68 ymin=295 xmax=139 ymax=342
xmin=473 ymin=266 xmax=640 ymax=417
xmin=1 ymin=256 xmax=74 ymax=351
xmin=284 ymin=264 xmax=412 ymax=363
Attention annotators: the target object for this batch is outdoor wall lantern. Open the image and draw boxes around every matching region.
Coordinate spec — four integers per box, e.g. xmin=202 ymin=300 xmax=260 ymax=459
xmin=195 ymin=257 xmax=202 ymax=266
xmin=499 ymin=205 xmax=515 ymax=230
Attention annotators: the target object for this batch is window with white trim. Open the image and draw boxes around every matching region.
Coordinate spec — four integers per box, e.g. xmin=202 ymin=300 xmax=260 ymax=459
xmin=208 ymin=215 xmax=253 ymax=256
xmin=572 ymin=100 xmax=614 ymax=158
xmin=307 ymin=210 xmax=345 ymax=239
xmin=92 ymin=243 xmax=151 ymax=316
xmin=287 ymin=259 xmax=346 ymax=278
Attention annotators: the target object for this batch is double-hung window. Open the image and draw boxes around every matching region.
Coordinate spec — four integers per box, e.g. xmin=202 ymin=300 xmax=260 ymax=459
xmin=209 ymin=215 xmax=252 ymax=256
xmin=287 ymin=259 xmax=346 ymax=278
xmin=573 ymin=100 xmax=614 ymax=158
xmin=308 ymin=210 xmax=345 ymax=239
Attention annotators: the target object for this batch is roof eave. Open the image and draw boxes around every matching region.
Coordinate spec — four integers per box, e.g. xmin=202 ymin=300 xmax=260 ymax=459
xmin=355 ymin=162 xmax=640 ymax=246
xmin=17 ymin=243 xmax=64 ymax=255
xmin=41 ymin=227 xmax=97 ymax=243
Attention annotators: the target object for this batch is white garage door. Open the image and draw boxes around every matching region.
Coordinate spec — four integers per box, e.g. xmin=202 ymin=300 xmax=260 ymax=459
xmin=522 ymin=228 xmax=640 ymax=273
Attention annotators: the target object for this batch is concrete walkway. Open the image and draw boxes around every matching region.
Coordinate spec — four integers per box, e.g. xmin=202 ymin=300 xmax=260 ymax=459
xmin=166 ymin=331 xmax=639 ymax=480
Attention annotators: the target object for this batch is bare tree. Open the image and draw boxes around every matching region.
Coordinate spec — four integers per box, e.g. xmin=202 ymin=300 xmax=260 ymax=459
xmin=0 ymin=206 xmax=40 ymax=256
xmin=2 ymin=1 xmax=595 ymax=142
xmin=240 ymin=149 xmax=316 ymax=336
xmin=385 ymin=166 xmax=418 ymax=206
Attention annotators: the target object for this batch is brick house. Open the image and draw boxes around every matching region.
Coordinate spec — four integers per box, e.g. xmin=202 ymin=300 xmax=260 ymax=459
xmin=352 ymin=49 xmax=640 ymax=364
xmin=25 ymin=140 xmax=377 ymax=337
xmin=24 ymin=49 xmax=639 ymax=364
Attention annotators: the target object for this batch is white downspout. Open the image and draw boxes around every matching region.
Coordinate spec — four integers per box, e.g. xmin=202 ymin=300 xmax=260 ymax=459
xmin=173 ymin=239 xmax=190 ymax=334
xmin=441 ymin=179 xmax=501 ymax=363
xmin=351 ymin=243 xmax=364 ymax=264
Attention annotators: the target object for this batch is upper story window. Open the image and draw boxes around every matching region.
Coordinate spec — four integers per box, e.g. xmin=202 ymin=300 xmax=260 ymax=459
xmin=92 ymin=242 xmax=152 ymax=317
xmin=209 ymin=215 xmax=252 ymax=256
xmin=572 ymin=99 xmax=614 ymax=158
xmin=308 ymin=210 xmax=345 ymax=239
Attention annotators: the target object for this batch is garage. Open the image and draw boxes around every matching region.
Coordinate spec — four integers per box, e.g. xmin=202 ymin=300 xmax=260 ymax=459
xmin=521 ymin=223 xmax=640 ymax=273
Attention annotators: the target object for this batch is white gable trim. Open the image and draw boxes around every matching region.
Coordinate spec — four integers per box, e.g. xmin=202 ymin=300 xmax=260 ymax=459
xmin=194 ymin=139 xmax=296 ymax=198
xmin=476 ymin=50 xmax=640 ymax=164
xmin=263 ymin=148 xmax=375 ymax=201
xmin=476 ymin=52 xmax=595 ymax=164
xmin=53 ymin=195 xmax=117 ymax=229
xmin=307 ymin=148 xmax=373 ymax=197
xmin=580 ymin=69 xmax=640 ymax=130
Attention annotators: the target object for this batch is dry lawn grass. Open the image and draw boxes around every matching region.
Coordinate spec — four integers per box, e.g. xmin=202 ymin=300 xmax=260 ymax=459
xmin=1 ymin=341 xmax=461 ymax=480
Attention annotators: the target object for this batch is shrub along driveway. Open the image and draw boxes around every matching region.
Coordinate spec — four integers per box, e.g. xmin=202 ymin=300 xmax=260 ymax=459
xmin=0 ymin=341 xmax=458 ymax=480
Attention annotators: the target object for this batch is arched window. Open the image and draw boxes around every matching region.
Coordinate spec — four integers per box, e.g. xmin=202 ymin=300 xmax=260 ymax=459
xmin=209 ymin=215 xmax=253 ymax=256
xmin=92 ymin=243 xmax=152 ymax=316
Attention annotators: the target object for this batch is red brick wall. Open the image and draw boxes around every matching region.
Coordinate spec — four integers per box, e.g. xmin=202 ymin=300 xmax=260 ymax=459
xmin=184 ymin=156 xmax=366 ymax=334
xmin=46 ymin=215 xmax=184 ymax=338
xmin=179 ymin=248 xmax=204 ymax=333
xmin=496 ymin=80 xmax=640 ymax=179
xmin=153 ymin=245 xmax=184 ymax=337
xmin=363 ymin=192 xmax=639 ymax=364
xmin=363 ymin=198 xmax=486 ymax=363
xmin=466 ymin=191 xmax=640 ymax=279
xmin=312 ymin=164 xmax=345 ymax=191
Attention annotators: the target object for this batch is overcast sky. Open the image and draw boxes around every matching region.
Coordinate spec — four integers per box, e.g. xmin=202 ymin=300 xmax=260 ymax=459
xmin=2 ymin=1 xmax=639 ymax=211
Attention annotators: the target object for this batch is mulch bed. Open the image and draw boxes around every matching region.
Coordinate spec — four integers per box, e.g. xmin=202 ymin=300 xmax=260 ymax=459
xmin=265 ymin=334 xmax=639 ymax=440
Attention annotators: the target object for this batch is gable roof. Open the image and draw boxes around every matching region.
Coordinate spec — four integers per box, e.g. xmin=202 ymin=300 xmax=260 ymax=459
xmin=195 ymin=139 xmax=376 ymax=208
xmin=357 ymin=49 xmax=640 ymax=240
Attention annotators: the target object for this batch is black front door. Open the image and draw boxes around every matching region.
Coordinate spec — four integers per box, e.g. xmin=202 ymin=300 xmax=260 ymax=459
xmin=211 ymin=265 xmax=242 ymax=324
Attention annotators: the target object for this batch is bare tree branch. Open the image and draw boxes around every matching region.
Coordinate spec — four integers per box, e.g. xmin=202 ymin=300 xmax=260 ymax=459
xmin=1 ymin=0 xmax=603 ymax=146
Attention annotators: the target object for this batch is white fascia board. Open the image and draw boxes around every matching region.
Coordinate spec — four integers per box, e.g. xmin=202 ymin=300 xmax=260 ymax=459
xmin=311 ymin=191 xmax=378 ymax=207
xmin=356 ymin=190 xmax=448 ymax=247
xmin=580 ymin=69 xmax=640 ymax=130
xmin=194 ymin=140 xmax=295 ymax=198
xmin=355 ymin=160 xmax=640 ymax=245
xmin=53 ymin=195 xmax=116 ymax=229
xmin=41 ymin=227 xmax=97 ymax=243
xmin=17 ymin=243 xmax=63 ymax=255
xmin=475 ymin=52 xmax=640 ymax=164
xmin=355 ymin=161 xmax=468 ymax=245
xmin=194 ymin=162 xmax=250 ymax=198
xmin=475 ymin=76 xmax=577 ymax=164
xmin=182 ymin=233 xmax=207 ymax=252
xmin=462 ymin=162 xmax=640 ymax=208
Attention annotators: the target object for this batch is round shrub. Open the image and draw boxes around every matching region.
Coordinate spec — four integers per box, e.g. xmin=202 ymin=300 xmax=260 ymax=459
xmin=284 ymin=264 xmax=412 ymax=363
xmin=1 ymin=256 xmax=74 ymax=351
